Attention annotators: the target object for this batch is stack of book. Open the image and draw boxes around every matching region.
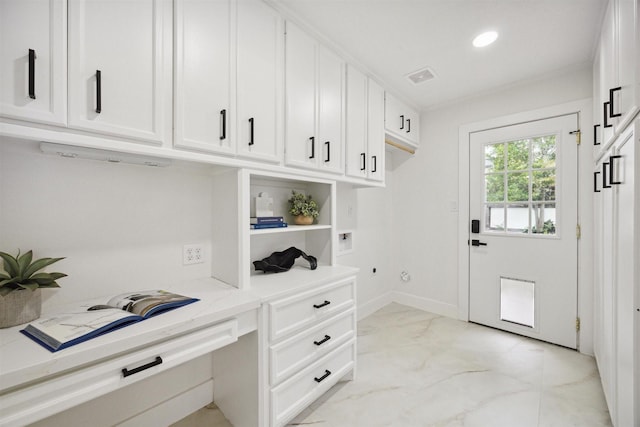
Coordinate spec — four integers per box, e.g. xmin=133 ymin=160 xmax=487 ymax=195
xmin=250 ymin=216 xmax=288 ymax=230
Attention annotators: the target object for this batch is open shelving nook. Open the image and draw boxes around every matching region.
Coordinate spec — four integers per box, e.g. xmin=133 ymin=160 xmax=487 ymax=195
xmin=211 ymin=168 xmax=337 ymax=290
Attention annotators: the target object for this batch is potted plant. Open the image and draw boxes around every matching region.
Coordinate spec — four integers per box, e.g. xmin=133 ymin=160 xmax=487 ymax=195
xmin=0 ymin=250 xmax=66 ymax=328
xmin=288 ymin=190 xmax=320 ymax=225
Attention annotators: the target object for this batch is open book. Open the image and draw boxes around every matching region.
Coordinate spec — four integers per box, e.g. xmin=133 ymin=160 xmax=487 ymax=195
xmin=21 ymin=290 xmax=199 ymax=352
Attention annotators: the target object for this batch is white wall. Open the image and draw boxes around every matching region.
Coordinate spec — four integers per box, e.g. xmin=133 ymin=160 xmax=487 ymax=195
xmin=0 ymin=139 xmax=215 ymax=310
xmin=337 ymin=167 xmax=394 ymax=319
xmin=390 ymin=66 xmax=594 ymax=343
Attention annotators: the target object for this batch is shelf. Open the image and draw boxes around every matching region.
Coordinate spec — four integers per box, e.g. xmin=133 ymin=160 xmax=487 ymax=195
xmin=250 ymin=224 xmax=331 ymax=235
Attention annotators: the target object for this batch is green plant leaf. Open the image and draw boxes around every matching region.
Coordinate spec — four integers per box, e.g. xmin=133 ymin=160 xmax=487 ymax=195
xmin=0 ymin=278 xmax=19 ymax=287
xmin=22 ymin=257 xmax=65 ymax=279
xmin=17 ymin=281 xmax=39 ymax=291
xmin=30 ymin=272 xmax=67 ymax=283
xmin=0 ymin=287 xmax=16 ymax=297
xmin=0 ymin=272 xmax=10 ymax=280
xmin=17 ymin=250 xmax=33 ymax=276
xmin=37 ymin=281 xmax=61 ymax=289
xmin=0 ymin=251 xmax=19 ymax=277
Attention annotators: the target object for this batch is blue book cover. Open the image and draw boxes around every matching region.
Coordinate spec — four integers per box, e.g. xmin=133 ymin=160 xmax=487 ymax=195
xmin=21 ymin=290 xmax=199 ymax=352
xmin=250 ymin=216 xmax=285 ymax=224
xmin=250 ymin=222 xmax=288 ymax=229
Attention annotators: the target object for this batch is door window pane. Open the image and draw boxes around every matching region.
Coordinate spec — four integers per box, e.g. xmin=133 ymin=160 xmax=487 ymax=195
xmin=531 ymin=203 xmax=556 ymax=235
xmin=506 ymin=203 xmax=529 ymax=233
xmin=532 ymin=136 xmax=556 ymax=169
xmin=484 ymin=143 xmax=505 ymax=172
xmin=485 ymin=173 xmax=504 ymax=202
xmin=532 ymin=170 xmax=556 ymax=201
xmin=500 ymin=277 xmax=535 ymax=328
xmin=507 ymin=172 xmax=529 ymax=202
xmin=485 ymin=204 xmax=505 ymax=231
xmin=507 ymin=140 xmax=529 ymax=170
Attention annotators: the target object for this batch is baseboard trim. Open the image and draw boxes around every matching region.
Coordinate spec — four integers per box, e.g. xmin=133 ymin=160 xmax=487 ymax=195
xmin=391 ymin=291 xmax=458 ymax=319
xmin=357 ymin=292 xmax=393 ymax=320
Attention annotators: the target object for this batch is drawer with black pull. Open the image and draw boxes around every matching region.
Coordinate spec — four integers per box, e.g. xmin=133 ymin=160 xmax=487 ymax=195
xmin=270 ymin=339 xmax=355 ymax=427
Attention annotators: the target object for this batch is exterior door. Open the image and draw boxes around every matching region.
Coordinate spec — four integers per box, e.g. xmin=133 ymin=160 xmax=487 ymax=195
xmin=468 ymin=114 xmax=579 ymax=349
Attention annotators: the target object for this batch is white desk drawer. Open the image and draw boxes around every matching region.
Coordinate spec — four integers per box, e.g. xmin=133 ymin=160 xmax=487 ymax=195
xmin=271 ymin=340 xmax=355 ymax=427
xmin=268 ymin=278 xmax=355 ymax=342
xmin=270 ymin=308 xmax=355 ymax=385
xmin=0 ymin=319 xmax=238 ymax=427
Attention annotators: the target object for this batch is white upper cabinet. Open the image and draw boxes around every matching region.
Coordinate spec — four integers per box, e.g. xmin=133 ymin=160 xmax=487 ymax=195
xmin=596 ymin=0 xmax=639 ymax=151
xmin=174 ymin=0 xmax=233 ymax=154
xmin=384 ymin=92 xmax=419 ymax=148
xmin=236 ymin=0 xmax=282 ymax=163
xmin=0 ymin=0 xmax=67 ymax=126
xmin=345 ymin=65 xmax=384 ymax=182
xmin=613 ymin=0 xmax=639 ymax=132
xmin=285 ymin=21 xmax=344 ymax=174
xmin=68 ymin=0 xmax=172 ymax=145
xmin=367 ymin=79 xmax=385 ymax=182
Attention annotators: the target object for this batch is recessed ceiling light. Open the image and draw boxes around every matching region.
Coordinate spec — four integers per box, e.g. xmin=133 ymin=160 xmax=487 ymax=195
xmin=473 ymin=31 xmax=499 ymax=48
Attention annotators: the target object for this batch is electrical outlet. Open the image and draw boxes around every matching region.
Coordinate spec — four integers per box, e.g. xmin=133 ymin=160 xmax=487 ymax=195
xmin=183 ymin=244 xmax=204 ymax=265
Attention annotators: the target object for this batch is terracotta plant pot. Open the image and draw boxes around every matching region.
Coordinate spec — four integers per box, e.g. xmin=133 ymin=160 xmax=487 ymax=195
xmin=293 ymin=215 xmax=314 ymax=225
xmin=0 ymin=289 xmax=42 ymax=328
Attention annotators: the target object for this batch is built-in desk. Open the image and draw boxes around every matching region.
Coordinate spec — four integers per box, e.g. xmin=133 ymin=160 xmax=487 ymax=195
xmin=0 ymin=278 xmax=261 ymax=427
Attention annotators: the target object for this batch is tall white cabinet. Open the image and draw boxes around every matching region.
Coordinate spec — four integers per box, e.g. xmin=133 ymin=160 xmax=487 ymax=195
xmin=594 ymin=0 xmax=639 ymax=154
xmin=345 ymin=65 xmax=384 ymax=182
xmin=285 ymin=21 xmax=344 ymax=175
xmin=593 ymin=120 xmax=639 ymax=427
xmin=0 ymin=0 xmax=67 ymax=126
xmin=67 ymin=0 xmax=172 ymax=145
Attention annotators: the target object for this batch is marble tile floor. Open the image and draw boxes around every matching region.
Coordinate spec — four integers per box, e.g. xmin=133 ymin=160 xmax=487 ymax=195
xmin=173 ymin=303 xmax=612 ymax=427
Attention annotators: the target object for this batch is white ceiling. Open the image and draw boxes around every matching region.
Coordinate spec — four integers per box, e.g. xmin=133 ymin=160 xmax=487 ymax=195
xmin=274 ymin=0 xmax=607 ymax=110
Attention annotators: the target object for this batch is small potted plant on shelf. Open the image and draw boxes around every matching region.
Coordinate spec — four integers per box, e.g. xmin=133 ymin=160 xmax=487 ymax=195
xmin=288 ymin=190 xmax=320 ymax=225
xmin=0 ymin=250 xmax=66 ymax=328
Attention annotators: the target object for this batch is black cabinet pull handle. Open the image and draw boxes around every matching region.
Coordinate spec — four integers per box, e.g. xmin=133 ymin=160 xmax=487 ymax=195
xmin=122 ymin=356 xmax=162 ymax=378
xmin=313 ymin=335 xmax=331 ymax=346
xmin=309 ymin=136 xmax=315 ymax=159
xmin=360 ymin=152 xmax=366 ymax=171
xmin=313 ymin=300 xmax=330 ymax=309
xmin=314 ymin=369 xmax=331 ymax=383
xmin=594 ymin=171 xmax=601 ymax=193
xmin=248 ymin=117 xmax=254 ymax=146
xmin=95 ymin=70 xmax=102 ymax=114
xmin=372 ymin=155 xmax=377 ymax=173
xmin=400 ymin=115 xmax=405 ymax=130
xmin=324 ymin=141 xmax=330 ymax=162
xmin=609 ymin=87 xmax=622 ymax=118
xmin=610 ymin=155 xmax=622 ymax=185
xmin=603 ymin=162 xmax=611 ymax=188
xmin=593 ymin=124 xmax=601 ymax=146
xmin=603 ymin=102 xmax=612 ymax=128
xmin=406 ymin=118 xmax=411 ymax=133
xmin=28 ymin=49 xmax=36 ymax=99
xmin=220 ymin=109 xmax=227 ymax=140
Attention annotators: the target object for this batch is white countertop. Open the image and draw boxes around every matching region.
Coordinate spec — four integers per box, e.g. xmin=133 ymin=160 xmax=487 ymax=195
xmin=0 ymin=277 xmax=261 ymax=393
xmin=0 ymin=265 xmax=359 ymax=394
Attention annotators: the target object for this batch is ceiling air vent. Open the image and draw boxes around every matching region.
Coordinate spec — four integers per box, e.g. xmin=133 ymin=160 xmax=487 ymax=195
xmin=406 ymin=67 xmax=436 ymax=85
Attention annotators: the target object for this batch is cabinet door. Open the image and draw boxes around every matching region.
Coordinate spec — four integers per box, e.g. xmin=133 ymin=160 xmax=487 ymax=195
xmin=316 ymin=46 xmax=344 ymax=174
xmin=236 ymin=0 xmax=281 ymax=163
xmin=600 ymin=0 xmax=616 ymax=147
xmin=367 ymin=79 xmax=385 ymax=182
xmin=384 ymin=93 xmax=404 ymax=136
xmin=0 ymin=0 xmax=66 ymax=126
xmin=285 ymin=22 xmax=317 ymax=170
xmin=593 ymin=47 xmax=605 ymax=156
xmin=174 ymin=0 xmax=232 ymax=154
xmin=613 ymin=131 xmax=636 ymax=427
xmin=345 ymin=65 xmax=367 ymax=179
xmin=68 ymin=0 xmax=171 ymax=145
xmin=613 ymin=0 xmax=639 ymax=133
xmin=404 ymin=108 xmax=420 ymax=146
